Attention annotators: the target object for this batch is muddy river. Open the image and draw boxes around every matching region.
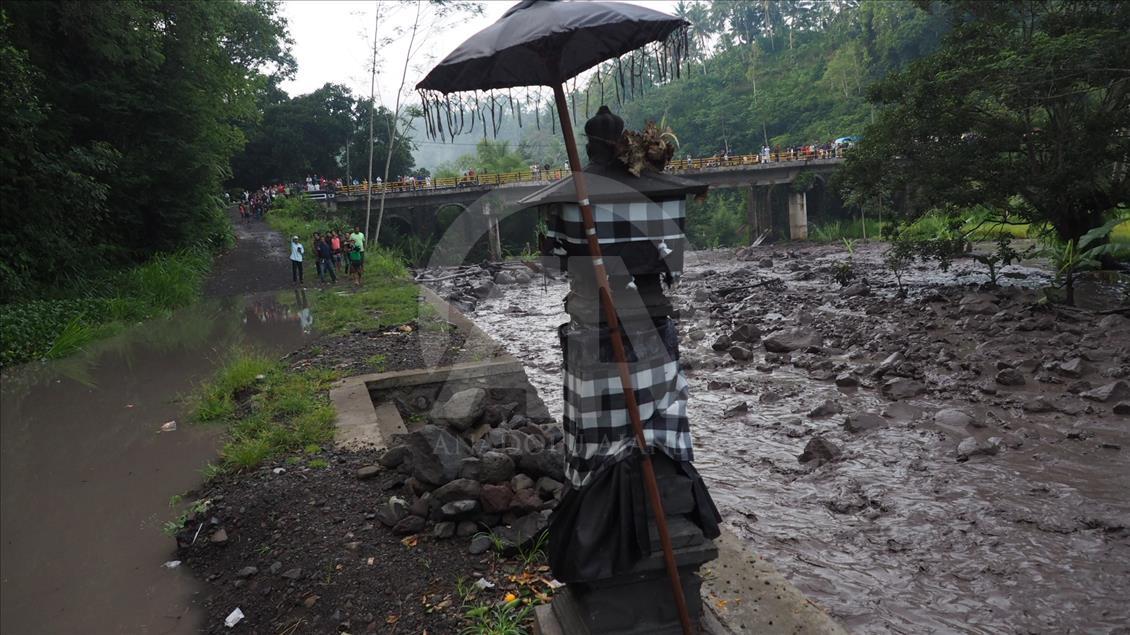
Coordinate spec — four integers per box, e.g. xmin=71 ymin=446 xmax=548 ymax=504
xmin=1 ymin=288 xmax=313 ymax=632
xmin=439 ymin=244 xmax=1130 ymax=634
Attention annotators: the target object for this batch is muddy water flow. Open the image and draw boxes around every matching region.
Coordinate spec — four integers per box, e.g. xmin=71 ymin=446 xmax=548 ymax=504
xmin=442 ymin=244 xmax=1130 ymax=634
xmin=1 ymin=218 xmax=314 ymax=634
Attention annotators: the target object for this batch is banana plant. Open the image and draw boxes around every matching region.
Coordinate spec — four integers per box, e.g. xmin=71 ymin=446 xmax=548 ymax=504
xmin=1042 ymin=216 xmax=1130 ymax=306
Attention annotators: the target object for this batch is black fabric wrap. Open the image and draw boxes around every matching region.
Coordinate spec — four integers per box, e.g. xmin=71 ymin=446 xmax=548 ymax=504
xmin=546 ymin=452 xmax=721 ymax=583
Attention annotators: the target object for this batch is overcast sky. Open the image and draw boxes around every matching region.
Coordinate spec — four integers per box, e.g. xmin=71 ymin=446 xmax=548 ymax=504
xmin=279 ymin=1 xmax=681 ymax=101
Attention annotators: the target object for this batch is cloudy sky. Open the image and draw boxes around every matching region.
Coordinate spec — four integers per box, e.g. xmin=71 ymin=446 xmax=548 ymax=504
xmin=279 ymin=0 xmax=681 ymax=101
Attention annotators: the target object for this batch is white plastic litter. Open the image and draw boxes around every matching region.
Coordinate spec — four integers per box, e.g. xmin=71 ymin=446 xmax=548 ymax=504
xmin=224 ymin=608 xmax=245 ymax=628
xmin=159 ymin=420 xmax=177 ymax=432
xmin=162 ymin=560 xmax=181 ymax=569
xmin=272 ymin=467 xmax=286 ymax=475
xmin=472 ymin=578 xmax=495 ymax=590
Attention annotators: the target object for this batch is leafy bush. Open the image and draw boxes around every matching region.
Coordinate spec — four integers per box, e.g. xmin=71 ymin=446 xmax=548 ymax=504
xmin=0 ymin=247 xmax=213 ymax=366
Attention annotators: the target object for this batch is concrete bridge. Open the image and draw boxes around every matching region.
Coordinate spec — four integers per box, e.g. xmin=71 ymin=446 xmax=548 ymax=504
xmin=329 ymin=150 xmax=846 ymax=253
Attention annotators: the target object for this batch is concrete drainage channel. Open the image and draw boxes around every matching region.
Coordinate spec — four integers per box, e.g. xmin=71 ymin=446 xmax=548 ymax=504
xmin=329 ymin=290 xmax=845 ymax=634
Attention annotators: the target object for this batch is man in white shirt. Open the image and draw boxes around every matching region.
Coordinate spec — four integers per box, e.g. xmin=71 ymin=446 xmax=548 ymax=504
xmin=290 ymin=235 xmax=305 ymax=284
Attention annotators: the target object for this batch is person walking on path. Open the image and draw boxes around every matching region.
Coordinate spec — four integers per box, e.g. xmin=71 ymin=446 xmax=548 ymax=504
xmin=315 ymin=235 xmax=336 ymax=284
xmin=289 ymin=235 xmax=305 ymax=285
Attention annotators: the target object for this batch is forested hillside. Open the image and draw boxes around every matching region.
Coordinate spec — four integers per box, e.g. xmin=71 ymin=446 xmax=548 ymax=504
xmin=0 ymin=2 xmax=292 ymax=299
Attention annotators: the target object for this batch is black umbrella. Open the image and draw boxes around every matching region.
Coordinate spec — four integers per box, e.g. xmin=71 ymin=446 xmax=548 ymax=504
xmin=418 ymin=2 xmax=695 ymax=632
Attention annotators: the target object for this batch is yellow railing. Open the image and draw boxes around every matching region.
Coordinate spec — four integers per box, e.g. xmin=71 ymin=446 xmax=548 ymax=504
xmin=334 ymin=147 xmax=845 ymax=196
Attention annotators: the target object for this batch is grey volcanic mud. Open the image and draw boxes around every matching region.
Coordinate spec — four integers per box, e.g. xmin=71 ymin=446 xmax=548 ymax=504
xmin=425 ymin=243 xmax=1130 ymax=634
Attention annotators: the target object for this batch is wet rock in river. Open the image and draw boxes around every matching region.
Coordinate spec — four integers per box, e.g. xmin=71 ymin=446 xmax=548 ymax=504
xmin=472 ymin=281 xmax=499 ymax=299
xmin=711 ymin=334 xmax=732 ymax=352
xmin=433 ymin=388 xmax=487 ymax=431
xmin=1080 ymin=380 xmax=1130 ymax=403
xmin=933 ymin=408 xmax=974 ymax=428
xmin=807 ymin=399 xmax=843 ymax=418
xmin=728 ymin=345 xmax=753 ymax=362
xmin=995 ymin=368 xmax=1026 ymax=386
xmin=956 ymin=436 xmax=1002 ymax=461
xmin=843 ymin=413 xmax=886 ymax=433
xmin=723 ymin=401 xmax=749 ymax=418
xmin=834 ymin=373 xmax=859 ymax=388
xmin=838 ymin=282 xmax=870 ymax=298
xmin=1113 ymin=402 xmax=1130 ymax=415
xmin=494 ymin=271 xmax=515 ymax=285
xmin=1022 ymin=396 xmax=1056 ymax=413
xmin=797 ymin=436 xmax=842 ymax=466
xmin=880 ymin=378 xmax=926 ymax=401
xmin=731 ymin=323 xmax=762 ymax=343
xmin=1058 ymin=357 xmax=1085 ymax=377
xmin=763 ymin=327 xmax=822 ymax=353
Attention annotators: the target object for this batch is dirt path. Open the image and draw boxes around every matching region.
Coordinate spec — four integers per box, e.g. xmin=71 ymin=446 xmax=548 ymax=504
xmin=204 ymin=211 xmax=291 ymax=297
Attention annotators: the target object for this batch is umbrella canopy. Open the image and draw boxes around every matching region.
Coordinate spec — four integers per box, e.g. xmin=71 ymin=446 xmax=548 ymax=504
xmin=416 ymin=0 xmax=688 ymax=93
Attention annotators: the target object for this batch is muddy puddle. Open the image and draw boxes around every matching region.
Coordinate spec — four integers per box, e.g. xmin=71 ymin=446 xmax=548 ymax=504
xmin=429 ymin=243 xmax=1130 ymax=634
xmin=1 ymin=289 xmax=315 ymax=634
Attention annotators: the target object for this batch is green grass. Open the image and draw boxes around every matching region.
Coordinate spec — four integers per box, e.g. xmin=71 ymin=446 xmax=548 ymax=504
xmin=193 ymin=351 xmax=339 ymax=472
xmin=366 ymin=353 xmax=387 ymax=371
xmin=461 ymin=601 xmax=533 ymax=635
xmin=808 ymin=219 xmax=884 ymax=242
xmin=266 ymin=196 xmax=431 ymax=334
xmin=1113 ymin=218 xmax=1130 ymax=244
xmin=0 ymin=247 xmax=215 ymax=366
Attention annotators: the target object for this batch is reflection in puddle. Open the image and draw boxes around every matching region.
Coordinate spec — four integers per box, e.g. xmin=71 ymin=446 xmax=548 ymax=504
xmin=0 ymin=290 xmax=315 ymax=634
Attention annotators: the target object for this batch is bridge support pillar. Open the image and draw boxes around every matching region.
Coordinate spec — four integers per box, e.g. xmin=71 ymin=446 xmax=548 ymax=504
xmin=788 ymin=191 xmax=808 ymax=240
xmin=483 ymin=201 xmax=501 ymax=261
xmin=746 ymin=186 xmax=772 ymax=244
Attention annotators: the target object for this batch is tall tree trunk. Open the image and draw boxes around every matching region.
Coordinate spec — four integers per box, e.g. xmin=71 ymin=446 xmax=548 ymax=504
xmin=375 ymin=0 xmax=423 ymax=246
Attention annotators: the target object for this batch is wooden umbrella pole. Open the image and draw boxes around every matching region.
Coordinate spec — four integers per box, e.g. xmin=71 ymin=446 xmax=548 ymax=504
xmin=552 ymin=83 xmax=694 ymax=635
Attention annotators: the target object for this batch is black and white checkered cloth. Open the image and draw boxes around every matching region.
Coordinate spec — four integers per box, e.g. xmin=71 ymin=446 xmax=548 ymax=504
xmin=545 ymin=200 xmax=685 ymax=245
xmin=559 ymin=319 xmax=694 ymax=488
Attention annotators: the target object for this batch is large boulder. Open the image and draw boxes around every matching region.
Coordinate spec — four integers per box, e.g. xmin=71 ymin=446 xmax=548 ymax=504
xmin=480 ymin=484 xmax=514 ymax=514
xmin=433 ymin=388 xmax=487 ymax=431
xmin=432 ymin=478 xmax=482 ymax=504
xmin=395 ymin=425 xmax=473 ymax=487
xmin=763 ymin=327 xmax=822 ymax=353
xmin=478 ymin=451 xmax=516 ymax=484
xmin=517 ymin=448 xmax=566 ymax=482
xmin=880 ymin=379 xmax=926 ymax=401
xmin=843 ymin=412 xmax=886 ymax=433
xmin=797 ymin=436 xmax=841 ymax=466
xmin=1080 ymin=381 xmax=1130 ymax=403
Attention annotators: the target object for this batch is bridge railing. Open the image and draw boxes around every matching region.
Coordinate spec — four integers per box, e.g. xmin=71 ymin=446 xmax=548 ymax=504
xmin=334 ymin=147 xmax=845 ymax=197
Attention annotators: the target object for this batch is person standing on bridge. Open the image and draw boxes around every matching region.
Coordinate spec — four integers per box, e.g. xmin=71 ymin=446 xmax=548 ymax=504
xmin=289 ymin=235 xmax=305 ymax=285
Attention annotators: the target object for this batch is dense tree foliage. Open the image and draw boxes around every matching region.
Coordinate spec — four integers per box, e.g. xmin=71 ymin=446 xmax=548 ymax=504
xmin=603 ymin=0 xmax=950 ymax=156
xmin=839 ymin=0 xmax=1130 ymax=242
xmin=0 ymin=1 xmax=292 ymax=299
xmin=230 ymin=86 xmax=415 ymax=188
